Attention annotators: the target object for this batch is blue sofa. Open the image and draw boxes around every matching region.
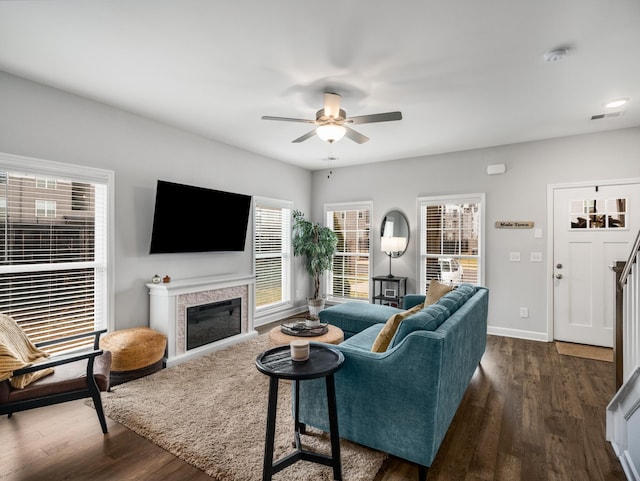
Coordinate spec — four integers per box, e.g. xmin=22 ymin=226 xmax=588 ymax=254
xmin=297 ymin=284 xmax=489 ymax=479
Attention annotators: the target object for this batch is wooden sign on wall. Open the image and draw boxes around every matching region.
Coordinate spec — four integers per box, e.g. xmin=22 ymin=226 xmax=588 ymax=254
xmin=495 ymin=221 xmax=534 ymax=229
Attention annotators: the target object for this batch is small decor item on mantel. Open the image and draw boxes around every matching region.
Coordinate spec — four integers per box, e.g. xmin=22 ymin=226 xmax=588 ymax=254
xmin=151 ymin=274 xmax=162 ymax=284
xmin=162 ymin=275 xmax=171 ymax=283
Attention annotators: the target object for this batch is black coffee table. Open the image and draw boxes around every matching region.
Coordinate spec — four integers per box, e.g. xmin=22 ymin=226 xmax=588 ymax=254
xmin=255 ymin=343 xmax=345 ymax=481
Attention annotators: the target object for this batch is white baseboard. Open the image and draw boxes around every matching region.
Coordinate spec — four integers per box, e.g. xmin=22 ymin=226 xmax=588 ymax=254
xmin=254 ymin=305 xmax=308 ymax=327
xmin=487 ymin=325 xmax=549 ymax=342
xmin=607 ymin=367 xmax=640 ymax=481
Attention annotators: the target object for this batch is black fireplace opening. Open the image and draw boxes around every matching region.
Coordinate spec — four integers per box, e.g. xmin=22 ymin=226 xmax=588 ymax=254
xmin=186 ymin=298 xmax=242 ymax=350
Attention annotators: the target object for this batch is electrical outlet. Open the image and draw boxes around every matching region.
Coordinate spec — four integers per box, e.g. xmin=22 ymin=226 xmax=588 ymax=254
xmin=520 ymin=307 xmax=529 ymax=318
xmin=509 ymin=252 xmax=521 ymax=262
xmin=530 ymin=252 xmax=542 ymax=262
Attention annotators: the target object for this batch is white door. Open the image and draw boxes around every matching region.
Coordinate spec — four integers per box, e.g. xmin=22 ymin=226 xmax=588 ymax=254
xmin=553 ymin=183 xmax=640 ymax=347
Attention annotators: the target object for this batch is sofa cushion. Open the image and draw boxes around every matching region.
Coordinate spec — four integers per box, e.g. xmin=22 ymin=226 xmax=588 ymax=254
xmin=436 ymin=283 xmax=476 ymax=315
xmin=319 ymin=302 xmax=401 ymax=338
xmin=425 ymin=280 xmax=453 ymax=305
xmin=390 ymin=304 xmax=450 ymax=348
xmin=341 ymin=324 xmax=386 ymax=351
xmin=371 ymin=302 xmax=424 ymax=353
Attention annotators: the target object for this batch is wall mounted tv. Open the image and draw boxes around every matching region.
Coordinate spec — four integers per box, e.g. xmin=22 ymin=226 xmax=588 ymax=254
xmin=149 ymin=180 xmax=252 ymax=254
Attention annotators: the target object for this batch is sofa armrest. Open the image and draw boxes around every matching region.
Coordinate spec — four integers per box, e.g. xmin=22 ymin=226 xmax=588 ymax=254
xmin=403 ymin=294 xmax=426 ymax=309
xmin=299 ymin=333 xmax=446 ymax=465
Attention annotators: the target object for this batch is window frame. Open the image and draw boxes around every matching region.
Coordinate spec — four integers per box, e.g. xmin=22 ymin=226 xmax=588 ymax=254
xmin=417 ymin=193 xmax=485 ymax=293
xmin=253 ymin=196 xmax=293 ymax=322
xmin=0 ymin=152 xmax=115 ymax=344
xmin=35 ymin=199 xmax=56 ymax=218
xmin=325 ymin=201 xmax=373 ymax=304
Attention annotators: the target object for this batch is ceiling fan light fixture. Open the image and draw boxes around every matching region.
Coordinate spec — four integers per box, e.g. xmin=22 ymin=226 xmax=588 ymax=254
xmin=316 ymin=124 xmax=346 ymax=143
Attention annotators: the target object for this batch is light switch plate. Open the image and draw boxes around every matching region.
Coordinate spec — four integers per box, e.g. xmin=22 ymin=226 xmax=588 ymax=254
xmin=509 ymin=252 xmax=521 ymax=262
xmin=530 ymin=252 xmax=542 ymax=262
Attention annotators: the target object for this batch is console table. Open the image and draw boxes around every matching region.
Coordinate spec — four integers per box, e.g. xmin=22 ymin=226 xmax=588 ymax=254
xmin=256 ymin=344 xmax=345 ymax=481
xmin=372 ymin=275 xmax=407 ymax=307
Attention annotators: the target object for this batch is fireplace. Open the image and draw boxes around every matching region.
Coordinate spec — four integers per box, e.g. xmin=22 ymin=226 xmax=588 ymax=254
xmin=186 ymin=298 xmax=241 ymax=350
xmin=147 ymin=274 xmax=256 ymax=366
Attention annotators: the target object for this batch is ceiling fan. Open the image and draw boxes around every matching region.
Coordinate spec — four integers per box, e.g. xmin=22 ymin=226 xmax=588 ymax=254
xmin=261 ymin=92 xmax=402 ymax=144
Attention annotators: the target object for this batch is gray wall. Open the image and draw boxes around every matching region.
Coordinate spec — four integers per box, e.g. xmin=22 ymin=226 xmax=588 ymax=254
xmin=0 ymin=71 xmax=312 ymax=330
xmin=2 ymin=68 xmax=639 ymax=340
xmin=311 ymin=127 xmax=640 ymax=339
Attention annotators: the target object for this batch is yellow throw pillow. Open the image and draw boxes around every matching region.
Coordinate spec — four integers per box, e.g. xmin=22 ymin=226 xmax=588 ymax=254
xmin=425 ymin=280 xmax=453 ymax=305
xmin=371 ymin=303 xmax=424 ymax=353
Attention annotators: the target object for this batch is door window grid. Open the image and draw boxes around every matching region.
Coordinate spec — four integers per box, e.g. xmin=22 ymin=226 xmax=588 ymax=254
xmin=569 ymin=198 xmax=627 ymax=229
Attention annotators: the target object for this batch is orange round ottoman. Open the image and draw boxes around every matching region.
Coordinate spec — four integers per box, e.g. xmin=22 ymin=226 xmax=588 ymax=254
xmin=100 ymin=327 xmax=167 ymax=385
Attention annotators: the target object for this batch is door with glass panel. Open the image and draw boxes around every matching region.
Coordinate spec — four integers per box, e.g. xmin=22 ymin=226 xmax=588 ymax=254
xmin=553 ymin=183 xmax=640 ymax=347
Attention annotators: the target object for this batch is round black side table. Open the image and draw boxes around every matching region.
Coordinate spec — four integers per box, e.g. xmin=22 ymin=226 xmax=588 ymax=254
xmin=255 ymin=343 xmax=345 ymax=481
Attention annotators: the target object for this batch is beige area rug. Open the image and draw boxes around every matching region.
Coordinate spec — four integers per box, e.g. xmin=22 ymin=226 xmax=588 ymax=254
xmin=88 ymin=335 xmax=387 ymax=481
xmin=556 ymin=341 xmax=613 ymax=362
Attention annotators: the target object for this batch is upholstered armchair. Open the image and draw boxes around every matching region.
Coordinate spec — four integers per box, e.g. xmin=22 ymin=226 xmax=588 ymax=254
xmin=0 ymin=314 xmax=112 ymax=433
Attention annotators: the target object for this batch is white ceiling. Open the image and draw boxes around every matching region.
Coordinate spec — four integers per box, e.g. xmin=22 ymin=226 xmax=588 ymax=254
xmin=1 ymin=1 xmax=639 ymax=171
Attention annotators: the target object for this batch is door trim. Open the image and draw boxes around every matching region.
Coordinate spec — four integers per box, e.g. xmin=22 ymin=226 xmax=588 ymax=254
xmin=546 ymin=177 xmax=640 ymax=343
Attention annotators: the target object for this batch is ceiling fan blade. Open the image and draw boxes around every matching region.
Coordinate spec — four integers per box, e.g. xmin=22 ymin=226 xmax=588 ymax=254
xmin=292 ymin=129 xmax=317 ymax=143
xmin=261 ymin=115 xmax=316 ymax=124
xmin=323 ymin=92 xmax=342 ymax=118
xmin=347 ymin=111 xmax=403 ymax=125
xmin=344 ymin=126 xmax=369 ymax=144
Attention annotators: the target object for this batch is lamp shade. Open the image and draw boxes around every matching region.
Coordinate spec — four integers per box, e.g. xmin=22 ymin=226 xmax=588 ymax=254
xmin=316 ymin=124 xmax=346 ymax=143
xmin=381 ymin=236 xmax=407 ymax=253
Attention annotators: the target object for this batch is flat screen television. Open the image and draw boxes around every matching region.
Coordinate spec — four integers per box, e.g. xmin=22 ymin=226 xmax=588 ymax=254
xmin=149 ymin=180 xmax=252 ymax=253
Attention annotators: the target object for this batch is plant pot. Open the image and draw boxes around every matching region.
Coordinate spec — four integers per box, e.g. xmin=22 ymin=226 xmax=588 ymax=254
xmin=304 ymin=316 xmax=320 ymax=328
xmin=307 ymin=298 xmax=325 ymax=318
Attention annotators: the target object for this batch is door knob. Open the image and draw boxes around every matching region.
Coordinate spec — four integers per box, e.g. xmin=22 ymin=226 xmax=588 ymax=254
xmin=556 ymin=263 xmax=563 ymax=269
xmin=555 ymin=274 xmax=563 ymax=279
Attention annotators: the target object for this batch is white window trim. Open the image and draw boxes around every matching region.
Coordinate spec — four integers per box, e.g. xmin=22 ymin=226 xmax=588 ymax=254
xmin=325 ymin=201 xmax=373 ymax=304
xmin=416 ymin=193 xmax=485 ymax=293
xmin=0 ymin=151 xmax=115 ymax=332
xmin=253 ymin=196 xmax=293 ymax=321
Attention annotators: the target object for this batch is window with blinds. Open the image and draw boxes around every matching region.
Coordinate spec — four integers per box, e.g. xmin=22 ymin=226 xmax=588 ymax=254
xmin=254 ymin=198 xmax=292 ymax=312
xmin=419 ymin=194 xmax=484 ymax=292
xmin=0 ymin=155 xmax=111 ymax=354
xmin=325 ymin=202 xmax=371 ymax=301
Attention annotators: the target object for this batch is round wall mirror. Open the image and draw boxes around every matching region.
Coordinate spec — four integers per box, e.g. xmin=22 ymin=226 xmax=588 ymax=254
xmin=381 ymin=210 xmax=409 ymax=258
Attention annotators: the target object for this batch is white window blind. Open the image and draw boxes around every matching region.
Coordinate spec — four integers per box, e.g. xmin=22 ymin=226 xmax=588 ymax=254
xmin=254 ymin=198 xmax=292 ymax=312
xmin=419 ymin=194 xmax=484 ymax=293
xmin=0 ymin=154 xmax=111 ymax=354
xmin=326 ymin=202 xmax=371 ymax=301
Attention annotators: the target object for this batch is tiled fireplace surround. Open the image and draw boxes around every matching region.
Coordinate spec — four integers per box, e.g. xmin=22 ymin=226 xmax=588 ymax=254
xmin=147 ymin=274 xmax=257 ymax=366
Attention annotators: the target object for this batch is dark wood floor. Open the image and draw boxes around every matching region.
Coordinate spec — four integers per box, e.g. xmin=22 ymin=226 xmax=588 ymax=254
xmin=0 ymin=335 xmax=625 ymax=481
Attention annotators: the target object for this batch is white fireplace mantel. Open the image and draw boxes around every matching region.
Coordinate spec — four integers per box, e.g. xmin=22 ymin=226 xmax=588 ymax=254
xmin=147 ymin=274 xmax=257 ymax=366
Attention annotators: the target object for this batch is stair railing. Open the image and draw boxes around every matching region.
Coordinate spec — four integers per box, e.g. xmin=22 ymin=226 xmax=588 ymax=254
xmin=612 ymin=228 xmax=640 ymax=389
xmin=608 ymin=228 xmax=640 ymax=481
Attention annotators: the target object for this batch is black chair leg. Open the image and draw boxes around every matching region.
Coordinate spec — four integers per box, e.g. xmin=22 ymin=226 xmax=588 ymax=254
xmin=90 ymin=391 xmax=108 ymax=434
xmin=418 ymin=465 xmax=428 ymax=481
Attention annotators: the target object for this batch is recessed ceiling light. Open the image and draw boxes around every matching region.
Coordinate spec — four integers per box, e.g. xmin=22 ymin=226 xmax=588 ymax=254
xmin=605 ymin=98 xmax=630 ymax=109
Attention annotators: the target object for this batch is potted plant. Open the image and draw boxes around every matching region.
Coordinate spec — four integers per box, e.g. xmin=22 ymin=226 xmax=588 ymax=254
xmin=292 ymin=210 xmax=338 ymax=320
